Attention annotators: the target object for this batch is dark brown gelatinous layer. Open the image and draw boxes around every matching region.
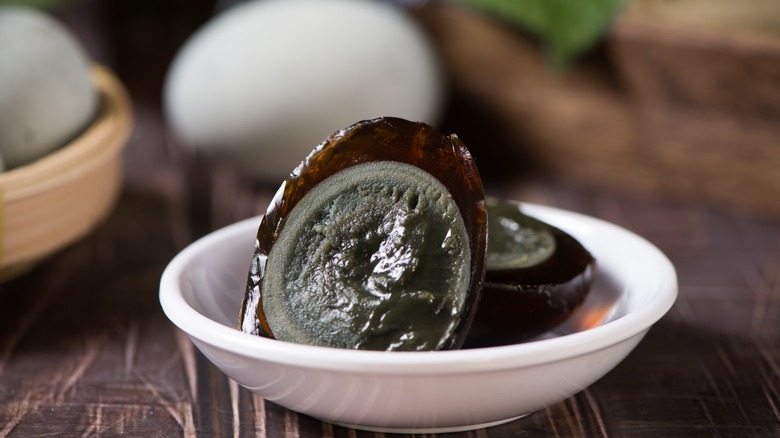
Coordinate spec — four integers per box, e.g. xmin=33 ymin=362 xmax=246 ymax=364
xmin=238 ymin=117 xmax=487 ymax=351
xmin=463 ymin=202 xmax=595 ymax=348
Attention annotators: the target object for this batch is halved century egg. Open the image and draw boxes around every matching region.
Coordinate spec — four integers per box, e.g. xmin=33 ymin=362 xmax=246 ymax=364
xmin=463 ymin=198 xmax=596 ymax=348
xmin=238 ymin=117 xmax=487 ymax=351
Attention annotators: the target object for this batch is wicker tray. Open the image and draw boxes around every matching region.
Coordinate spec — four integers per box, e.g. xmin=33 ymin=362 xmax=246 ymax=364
xmin=415 ymin=3 xmax=780 ymax=218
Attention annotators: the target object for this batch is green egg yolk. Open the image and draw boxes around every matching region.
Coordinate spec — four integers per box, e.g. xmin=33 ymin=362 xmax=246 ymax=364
xmin=486 ymin=198 xmax=555 ymax=270
xmin=262 ymin=161 xmax=471 ymax=351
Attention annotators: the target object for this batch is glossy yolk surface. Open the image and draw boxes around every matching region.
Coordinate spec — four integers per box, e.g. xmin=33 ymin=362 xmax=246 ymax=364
xmin=262 ymin=161 xmax=470 ymax=351
xmin=486 ymin=199 xmax=555 ymax=270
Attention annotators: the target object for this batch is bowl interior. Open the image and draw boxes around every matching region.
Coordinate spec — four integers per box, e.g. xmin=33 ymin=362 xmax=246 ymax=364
xmin=185 ymin=216 xmax=623 ymax=341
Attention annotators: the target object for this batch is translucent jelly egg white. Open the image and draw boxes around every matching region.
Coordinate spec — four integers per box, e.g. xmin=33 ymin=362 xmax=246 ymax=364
xmin=163 ymin=0 xmax=444 ymax=182
xmin=0 ymin=6 xmax=97 ymax=170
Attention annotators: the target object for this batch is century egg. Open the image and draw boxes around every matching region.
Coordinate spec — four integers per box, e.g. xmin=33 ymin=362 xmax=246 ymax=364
xmin=238 ymin=117 xmax=487 ymax=351
xmin=463 ymin=198 xmax=595 ymax=348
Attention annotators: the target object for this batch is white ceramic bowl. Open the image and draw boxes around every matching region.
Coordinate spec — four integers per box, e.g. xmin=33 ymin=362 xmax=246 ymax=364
xmin=159 ymin=202 xmax=677 ymax=434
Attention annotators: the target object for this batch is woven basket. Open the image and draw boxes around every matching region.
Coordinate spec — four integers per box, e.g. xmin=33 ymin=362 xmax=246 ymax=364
xmin=415 ymin=3 xmax=780 ymax=218
xmin=0 ymin=66 xmax=133 ymax=281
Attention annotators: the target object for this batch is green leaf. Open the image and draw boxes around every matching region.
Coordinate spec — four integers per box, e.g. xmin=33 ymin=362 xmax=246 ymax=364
xmin=0 ymin=0 xmax=83 ymax=11
xmin=452 ymin=0 xmax=629 ymax=69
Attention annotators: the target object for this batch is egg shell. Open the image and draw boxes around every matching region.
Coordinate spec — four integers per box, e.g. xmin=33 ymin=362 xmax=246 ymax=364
xmin=0 ymin=6 xmax=97 ymax=170
xmin=164 ymin=0 xmax=444 ymax=182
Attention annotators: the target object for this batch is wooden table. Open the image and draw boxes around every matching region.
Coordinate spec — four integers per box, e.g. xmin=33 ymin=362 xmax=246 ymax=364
xmin=1 ymin=2 xmax=779 ymax=436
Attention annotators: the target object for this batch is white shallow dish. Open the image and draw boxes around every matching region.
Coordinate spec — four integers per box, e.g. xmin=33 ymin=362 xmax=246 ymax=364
xmin=159 ymin=202 xmax=677 ymax=434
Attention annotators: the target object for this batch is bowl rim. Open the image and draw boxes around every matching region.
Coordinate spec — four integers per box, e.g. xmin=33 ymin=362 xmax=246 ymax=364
xmin=160 ymin=202 xmax=678 ymax=374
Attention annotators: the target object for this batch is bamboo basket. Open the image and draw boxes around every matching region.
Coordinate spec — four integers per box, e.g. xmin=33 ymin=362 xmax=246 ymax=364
xmin=0 ymin=66 xmax=133 ymax=281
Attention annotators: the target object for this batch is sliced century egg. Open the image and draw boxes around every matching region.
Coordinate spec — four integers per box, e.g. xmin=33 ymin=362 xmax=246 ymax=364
xmin=239 ymin=117 xmax=487 ymax=351
xmin=463 ymin=198 xmax=595 ymax=348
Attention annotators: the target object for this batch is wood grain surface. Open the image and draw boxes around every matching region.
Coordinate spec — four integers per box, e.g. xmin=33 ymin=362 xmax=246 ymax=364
xmin=1 ymin=100 xmax=778 ymax=437
xmin=1 ymin=1 xmax=779 ymax=436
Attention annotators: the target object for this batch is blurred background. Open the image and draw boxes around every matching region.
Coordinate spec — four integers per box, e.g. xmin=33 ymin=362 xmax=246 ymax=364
xmin=4 ymin=0 xmax=780 ymax=221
